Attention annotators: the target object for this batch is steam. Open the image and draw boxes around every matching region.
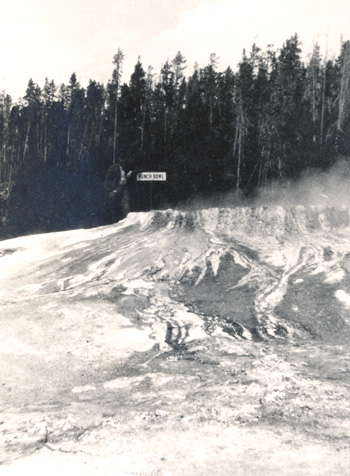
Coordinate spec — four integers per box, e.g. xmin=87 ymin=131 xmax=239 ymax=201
xmin=252 ymin=159 xmax=350 ymax=208
xmin=177 ymin=158 xmax=350 ymax=210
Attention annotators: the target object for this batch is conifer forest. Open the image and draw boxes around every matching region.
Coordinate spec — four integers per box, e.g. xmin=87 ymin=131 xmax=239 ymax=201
xmin=1 ymin=34 xmax=350 ymax=237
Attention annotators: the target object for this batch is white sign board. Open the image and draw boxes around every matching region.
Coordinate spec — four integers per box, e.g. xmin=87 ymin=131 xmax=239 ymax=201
xmin=137 ymin=172 xmax=167 ymax=181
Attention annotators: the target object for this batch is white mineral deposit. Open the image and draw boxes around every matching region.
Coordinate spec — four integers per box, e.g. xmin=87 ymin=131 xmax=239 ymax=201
xmin=0 ymin=206 xmax=349 ymax=475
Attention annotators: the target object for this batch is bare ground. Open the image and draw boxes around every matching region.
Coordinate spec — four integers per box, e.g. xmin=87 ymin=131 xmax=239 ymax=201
xmin=0 ymin=209 xmax=349 ymax=475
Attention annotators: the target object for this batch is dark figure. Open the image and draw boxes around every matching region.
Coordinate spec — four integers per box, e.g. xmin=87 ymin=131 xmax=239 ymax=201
xmin=104 ymin=164 xmax=130 ymax=223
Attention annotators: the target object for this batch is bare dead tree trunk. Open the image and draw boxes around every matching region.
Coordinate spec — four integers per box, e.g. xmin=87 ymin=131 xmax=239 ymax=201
xmin=232 ymin=120 xmax=239 ymax=168
xmin=312 ymin=57 xmax=317 ymax=143
xmin=320 ymin=62 xmax=326 ymax=146
xmin=338 ymin=42 xmax=350 ymax=132
xmin=164 ymin=105 xmax=168 ymax=144
xmin=112 ymin=49 xmax=124 ymax=165
xmin=236 ymin=117 xmax=243 ymax=195
xmin=23 ymin=124 xmax=31 ymax=162
xmin=78 ymin=119 xmax=89 ymax=162
xmin=235 ymin=96 xmax=245 ymax=196
xmin=66 ymin=124 xmax=70 ymax=161
xmin=113 ymin=98 xmax=118 ymax=165
xmin=6 ymin=164 xmax=12 ymax=199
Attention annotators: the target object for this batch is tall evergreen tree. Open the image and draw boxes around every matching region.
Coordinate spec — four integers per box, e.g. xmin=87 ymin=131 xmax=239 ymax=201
xmin=22 ymin=79 xmax=42 ymax=162
xmin=0 ymin=93 xmax=12 ymax=187
xmin=233 ymin=50 xmax=254 ymax=193
xmin=336 ymin=41 xmax=350 ymax=153
xmin=270 ymin=34 xmax=306 ymax=177
xmin=111 ymin=48 xmax=124 ymax=165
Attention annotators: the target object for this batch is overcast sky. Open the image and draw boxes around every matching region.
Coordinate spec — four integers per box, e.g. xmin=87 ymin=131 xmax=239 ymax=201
xmin=1 ymin=0 xmax=350 ymax=101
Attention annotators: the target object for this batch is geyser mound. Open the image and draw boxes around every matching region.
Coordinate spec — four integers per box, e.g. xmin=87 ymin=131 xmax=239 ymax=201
xmin=127 ymin=205 xmax=350 ymax=237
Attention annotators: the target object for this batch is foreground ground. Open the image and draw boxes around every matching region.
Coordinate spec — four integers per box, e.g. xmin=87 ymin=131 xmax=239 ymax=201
xmin=0 ymin=207 xmax=349 ymax=475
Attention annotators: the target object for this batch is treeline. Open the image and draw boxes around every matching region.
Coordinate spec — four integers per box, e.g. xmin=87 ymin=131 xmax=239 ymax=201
xmin=1 ymin=34 xmax=350 ymax=236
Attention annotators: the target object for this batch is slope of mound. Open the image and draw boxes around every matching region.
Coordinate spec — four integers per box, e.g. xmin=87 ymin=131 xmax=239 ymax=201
xmin=0 ymin=207 xmax=349 ymax=475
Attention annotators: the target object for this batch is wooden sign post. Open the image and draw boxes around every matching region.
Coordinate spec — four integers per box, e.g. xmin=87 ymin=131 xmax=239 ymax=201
xmin=136 ymin=172 xmax=167 ymax=209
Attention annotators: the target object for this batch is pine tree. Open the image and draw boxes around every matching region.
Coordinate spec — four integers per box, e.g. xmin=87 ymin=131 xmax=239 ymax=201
xmin=0 ymin=93 xmax=12 ymax=187
xmin=160 ymin=60 xmax=175 ymax=144
xmin=42 ymin=78 xmax=57 ymax=163
xmin=128 ymin=58 xmax=147 ymax=154
xmin=171 ymin=51 xmax=187 ymax=140
xmin=233 ymin=50 xmax=254 ymax=194
xmin=85 ymin=80 xmax=106 ymax=169
xmin=270 ymin=34 xmax=306 ymax=177
xmin=23 ymin=79 xmax=42 ymax=162
xmin=111 ymin=49 xmax=124 ymax=165
xmin=65 ymin=73 xmax=85 ymax=167
xmin=337 ymin=41 xmax=350 ymax=147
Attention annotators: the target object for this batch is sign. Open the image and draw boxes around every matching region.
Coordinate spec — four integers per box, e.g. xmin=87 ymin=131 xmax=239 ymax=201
xmin=137 ymin=172 xmax=167 ymax=181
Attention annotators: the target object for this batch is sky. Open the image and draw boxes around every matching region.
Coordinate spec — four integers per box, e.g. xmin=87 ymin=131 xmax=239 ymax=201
xmin=1 ymin=0 xmax=350 ymax=101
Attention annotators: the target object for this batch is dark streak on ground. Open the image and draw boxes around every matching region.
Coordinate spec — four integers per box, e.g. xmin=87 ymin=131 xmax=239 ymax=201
xmin=275 ymin=271 xmax=350 ymax=343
